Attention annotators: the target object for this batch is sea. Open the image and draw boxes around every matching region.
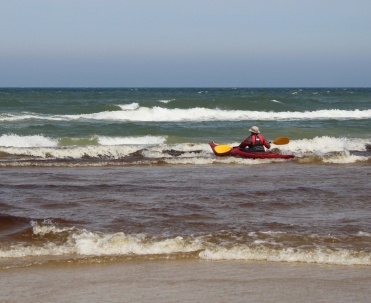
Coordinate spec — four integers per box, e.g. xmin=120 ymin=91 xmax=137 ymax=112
xmin=1 ymin=87 xmax=370 ymax=302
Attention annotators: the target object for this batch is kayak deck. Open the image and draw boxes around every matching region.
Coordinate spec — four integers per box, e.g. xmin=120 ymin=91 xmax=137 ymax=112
xmin=209 ymin=142 xmax=295 ymax=159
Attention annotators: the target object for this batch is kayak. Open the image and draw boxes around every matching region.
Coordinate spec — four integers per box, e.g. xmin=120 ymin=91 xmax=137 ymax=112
xmin=209 ymin=142 xmax=295 ymax=159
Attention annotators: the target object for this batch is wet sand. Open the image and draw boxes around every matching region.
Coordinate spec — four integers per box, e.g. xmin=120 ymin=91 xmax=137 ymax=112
xmin=1 ymin=260 xmax=370 ymax=303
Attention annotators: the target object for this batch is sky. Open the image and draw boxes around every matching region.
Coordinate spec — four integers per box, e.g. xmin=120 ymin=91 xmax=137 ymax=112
xmin=1 ymin=0 xmax=371 ymax=87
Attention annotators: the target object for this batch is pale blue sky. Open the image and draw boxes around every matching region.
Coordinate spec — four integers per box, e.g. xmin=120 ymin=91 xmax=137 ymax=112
xmin=1 ymin=0 xmax=370 ymax=87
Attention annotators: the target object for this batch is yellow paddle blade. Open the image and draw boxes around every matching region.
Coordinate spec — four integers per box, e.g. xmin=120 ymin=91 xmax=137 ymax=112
xmin=214 ymin=145 xmax=232 ymax=153
xmin=272 ymin=137 xmax=290 ymax=145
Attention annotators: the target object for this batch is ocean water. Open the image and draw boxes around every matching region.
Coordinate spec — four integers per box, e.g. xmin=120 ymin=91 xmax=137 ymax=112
xmin=0 ymin=87 xmax=370 ymax=166
xmin=1 ymin=88 xmax=371 ymax=302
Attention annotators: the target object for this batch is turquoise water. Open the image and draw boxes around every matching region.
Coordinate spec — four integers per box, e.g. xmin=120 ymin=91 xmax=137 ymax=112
xmin=0 ymin=87 xmax=370 ymax=165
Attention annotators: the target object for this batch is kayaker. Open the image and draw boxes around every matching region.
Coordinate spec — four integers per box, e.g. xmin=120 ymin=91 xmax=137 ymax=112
xmin=239 ymin=126 xmax=271 ymax=152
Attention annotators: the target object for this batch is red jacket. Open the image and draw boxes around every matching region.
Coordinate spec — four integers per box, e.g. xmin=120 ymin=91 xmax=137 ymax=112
xmin=239 ymin=134 xmax=270 ymax=150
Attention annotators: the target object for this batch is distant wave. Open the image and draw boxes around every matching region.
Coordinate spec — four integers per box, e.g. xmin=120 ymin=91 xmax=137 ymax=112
xmin=97 ymin=135 xmax=166 ymax=146
xmin=2 ymin=107 xmax=371 ymax=122
xmin=119 ymin=102 xmax=140 ymax=110
xmin=158 ymin=99 xmax=175 ymax=104
xmin=0 ymin=134 xmax=166 ymax=148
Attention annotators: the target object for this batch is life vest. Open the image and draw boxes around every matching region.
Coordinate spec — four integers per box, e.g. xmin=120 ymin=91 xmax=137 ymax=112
xmin=250 ymin=134 xmax=264 ymax=146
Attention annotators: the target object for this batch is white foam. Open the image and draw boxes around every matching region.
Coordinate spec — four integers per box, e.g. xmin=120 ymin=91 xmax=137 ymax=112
xmin=0 ymin=136 xmax=369 ymax=164
xmin=118 ymin=102 xmax=140 ymax=110
xmin=278 ymin=136 xmax=369 ymax=154
xmin=3 ymin=107 xmax=371 ymax=122
xmin=0 ymin=134 xmax=58 ymax=147
xmin=1 ymin=223 xmax=370 ymax=266
xmin=97 ymin=135 xmax=166 ymax=146
xmin=31 ymin=221 xmax=74 ymax=235
xmin=0 ymin=145 xmax=140 ymax=159
xmin=357 ymin=231 xmax=371 ymax=237
xmin=0 ymin=222 xmax=76 ymax=258
xmin=322 ymin=153 xmax=369 ymax=164
xmin=0 ymin=113 xmax=40 ymax=122
xmin=72 ymin=232 xmax=202 ymax=256
xmin=0 ymin=242 xmax=73 ymax=258
xmin=274 ymin=136 xmax=370 ymax=163
xmin=0 ymin=224 xmax=203 ymax=258
xmin=158 ymin=99 xmax=175 ymax=104
xmin=199 ymin=246 xmax=371 ymax=266
xmin=165 ymin=158 xmax=214 ymax=165
xmin=83 ymin=108 xmax=371 ymax=122
xmin=0 ymin=134 xmax=166 ymax=149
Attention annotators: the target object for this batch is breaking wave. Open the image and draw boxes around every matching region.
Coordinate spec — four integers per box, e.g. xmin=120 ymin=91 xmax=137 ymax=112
xmin=0 ymin=135 xmax=370 ymax=166
xmin=1 ymin=221 xmax=370 ymax=268
xmin=1 ymin=106 xmax=371 ymax=122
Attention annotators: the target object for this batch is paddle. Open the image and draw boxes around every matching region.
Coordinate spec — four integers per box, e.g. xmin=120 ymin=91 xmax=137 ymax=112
xmin=214 ymin=137 xmax=290 ymax=154
xmin=214 ymin=144 xmax=233 ymax=153
xmin=271 ymin=137 xmax=290 ymax=145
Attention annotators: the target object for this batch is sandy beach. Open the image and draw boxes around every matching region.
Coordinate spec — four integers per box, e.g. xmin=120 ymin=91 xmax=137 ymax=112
xmin=2 ymin=260 xmax=370 ymax=303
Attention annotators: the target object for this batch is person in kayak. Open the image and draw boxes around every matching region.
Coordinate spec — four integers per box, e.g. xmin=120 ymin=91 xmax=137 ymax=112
xmin=239 ymin=126 xmax=271 ymax=152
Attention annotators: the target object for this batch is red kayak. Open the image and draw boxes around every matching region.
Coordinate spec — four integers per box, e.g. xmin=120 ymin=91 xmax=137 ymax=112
xmin=209 ymin=142 xmax=295 ymax=159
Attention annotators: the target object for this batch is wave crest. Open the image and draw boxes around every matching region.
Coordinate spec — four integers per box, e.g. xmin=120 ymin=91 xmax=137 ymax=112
xmin=2 ymin=107 xmax=371 ymax=122
xmin=1 ymin=222 xmax=370 ymax=266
